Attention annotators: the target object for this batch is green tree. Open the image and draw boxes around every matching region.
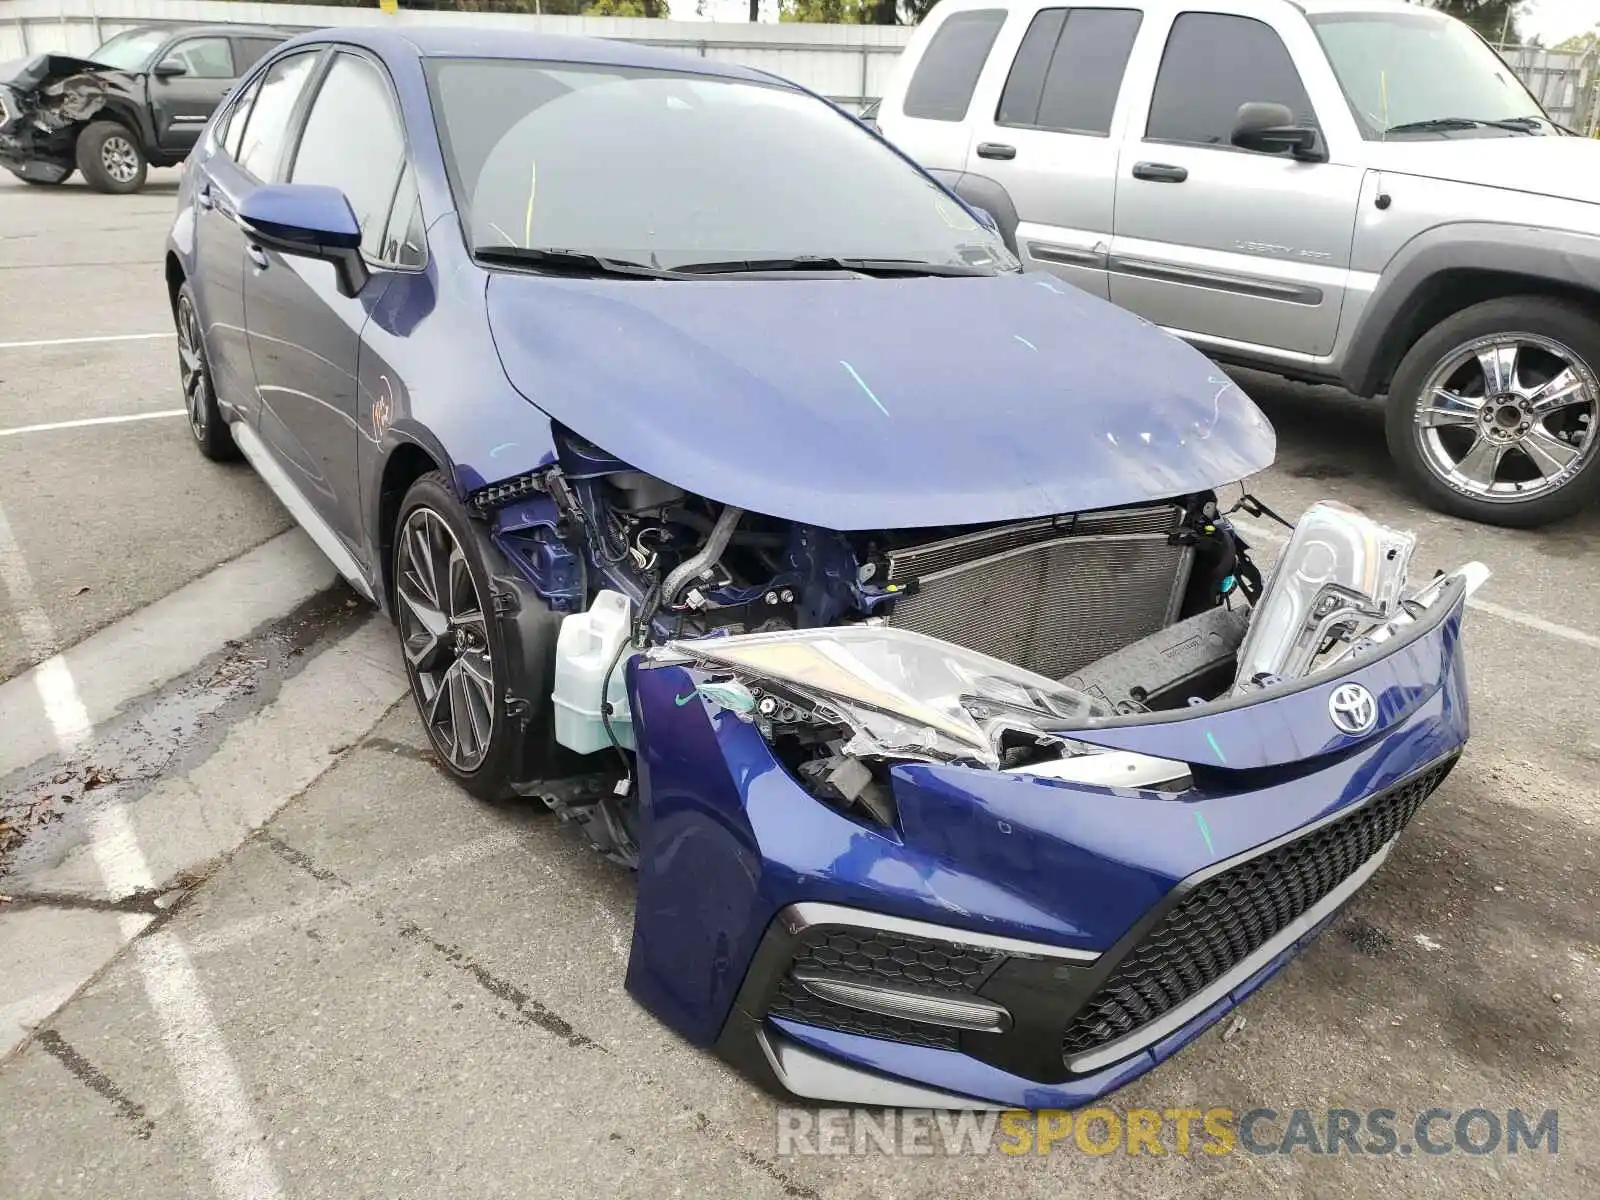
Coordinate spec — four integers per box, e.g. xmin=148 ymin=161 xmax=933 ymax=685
xmin=1554 ymin=28 xmax=1598 ymax=53
xmin=781 ymin=0 xmax=939 ymax=25
xmin=1433 ymin=0 xmax=1523 ymax=45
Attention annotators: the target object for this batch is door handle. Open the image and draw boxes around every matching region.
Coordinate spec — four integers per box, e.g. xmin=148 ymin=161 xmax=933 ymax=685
xmin=247 ymin=244 xmax=270 ymax=270
xmin=1132 ymin=161 xmax=1188 ymax=183
xmin=976 ymin=142 xmax=1016 ymax=160
xmin=196 ymin=181 xmax=213 ymax=210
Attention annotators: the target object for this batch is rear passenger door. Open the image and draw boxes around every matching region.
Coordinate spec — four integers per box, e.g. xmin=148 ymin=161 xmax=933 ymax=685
xmin=963 ymin=6 xmax=1143 ymax=298
xmin=150 ymin=35 xmax=237 ymax=152
xmin=1108 ymin=8 xmax=1364 ymax=357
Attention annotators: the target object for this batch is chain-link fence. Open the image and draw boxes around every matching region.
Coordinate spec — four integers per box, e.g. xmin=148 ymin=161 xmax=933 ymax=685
xmin=1497 ymin=43 xmax=1600 ymax=135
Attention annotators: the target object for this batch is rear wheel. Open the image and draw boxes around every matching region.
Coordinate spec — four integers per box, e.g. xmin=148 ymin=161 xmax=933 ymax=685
xmin=175 ymin=281 xmax=238 ymax=462
xmin=75 ymin=121 xmax=147 ymax=194
xmin=1386 ymin=297 xmax=1600 ymax=527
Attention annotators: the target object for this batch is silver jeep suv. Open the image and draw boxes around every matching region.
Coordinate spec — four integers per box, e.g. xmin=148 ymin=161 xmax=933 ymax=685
xmin=878 ymin=0 xmax=1600 ymax=526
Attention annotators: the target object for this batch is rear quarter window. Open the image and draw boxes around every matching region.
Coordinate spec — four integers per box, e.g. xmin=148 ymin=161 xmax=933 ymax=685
xmin=902 ymin=9 xmax=1008 ymax=122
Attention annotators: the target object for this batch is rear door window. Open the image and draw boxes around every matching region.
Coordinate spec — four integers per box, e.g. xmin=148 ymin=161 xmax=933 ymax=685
xmin=902 ymin=9 xmax=1008 ymax=122
xmin=289 ymin=52 xmax=408 ymax=259
xmin=998 ymin=8 xmax=1142 ymax=135
xmin=1146 ymin=12 xmax=1316 ymax=147
xmin=237 ymin=50 xmax=319 ymax=180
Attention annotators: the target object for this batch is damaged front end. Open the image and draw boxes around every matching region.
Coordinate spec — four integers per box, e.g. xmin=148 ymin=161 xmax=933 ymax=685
xmin=478 ymin=428 xmax=1485 ymax=1106
xmin=0 ymin=54 xmax=125 ymax=182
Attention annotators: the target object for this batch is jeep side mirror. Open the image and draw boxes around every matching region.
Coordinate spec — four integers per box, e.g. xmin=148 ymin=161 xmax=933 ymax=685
xmin=153 ymin=60 xmax=188 ymax=79
xmin=1230 ymin=101 xmax=1325 ymax=162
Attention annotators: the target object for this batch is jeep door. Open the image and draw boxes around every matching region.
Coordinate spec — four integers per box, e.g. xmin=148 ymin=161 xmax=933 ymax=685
xmin=150 ymin=34 xmax=238 ymax=153
xmin=1108 ymin=4 xmax=1365 ymax=359
xmin=960 ymin=5 xmax=1143 ymax=299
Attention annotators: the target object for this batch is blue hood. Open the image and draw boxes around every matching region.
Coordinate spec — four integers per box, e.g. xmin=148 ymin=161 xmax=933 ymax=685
xmin=486 ymin=271 xmax=1274 ymax=529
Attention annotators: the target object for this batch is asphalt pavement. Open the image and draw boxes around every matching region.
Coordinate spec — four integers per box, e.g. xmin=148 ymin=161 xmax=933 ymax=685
xmin=0 ymin=168 xmax=1596 ymax=1198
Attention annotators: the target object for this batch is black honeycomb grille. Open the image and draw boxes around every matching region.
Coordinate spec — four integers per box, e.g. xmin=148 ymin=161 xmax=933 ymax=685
xmin=1061 ymin=760 xmax=1454 ymax=1061
xmin=765 ymin=926 xmax=1005 ymax=1049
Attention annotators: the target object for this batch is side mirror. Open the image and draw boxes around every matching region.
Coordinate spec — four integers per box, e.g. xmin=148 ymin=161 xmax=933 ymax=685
xmin=152 ymin=60 xmax=187 ymax=79
xmin=1230 ymin=101 xmax=1325 ymax=161
xmin=236 ymin=183 xmax=370 ymax=298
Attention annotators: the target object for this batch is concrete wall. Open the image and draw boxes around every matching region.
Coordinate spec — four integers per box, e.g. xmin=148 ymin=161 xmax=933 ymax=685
xmin=0 ymin=0 xmax=913 ymax=109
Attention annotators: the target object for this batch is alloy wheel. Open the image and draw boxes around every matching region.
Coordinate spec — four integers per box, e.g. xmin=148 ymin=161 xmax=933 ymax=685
xmin=1412 ymin=333 xmax=1598 ymax=504
xmin=397 ymin=508 xmax=496 ymax=772
xmin=177 ymin=295 xmax=209 ymax=442
xmin=100 ymin=135 xmax=140 ymax=185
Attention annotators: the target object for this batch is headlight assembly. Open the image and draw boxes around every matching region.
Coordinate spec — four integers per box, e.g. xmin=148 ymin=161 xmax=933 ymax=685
xmin=653 ymin=625 xmax=1109 ymax=768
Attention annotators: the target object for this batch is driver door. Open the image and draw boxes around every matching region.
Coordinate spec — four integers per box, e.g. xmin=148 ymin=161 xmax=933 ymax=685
xmin=244 ymin=49 xmax=407 ymax=562
xmin=1109 ymin=9 xmax=1363 ymax=357
xmin=151 ymin=35 xmax=238 ymax=153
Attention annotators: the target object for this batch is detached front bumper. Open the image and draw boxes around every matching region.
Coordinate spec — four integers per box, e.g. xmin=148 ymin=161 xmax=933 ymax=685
xmin=623 ymin=579 xmax=1471 ymax=1108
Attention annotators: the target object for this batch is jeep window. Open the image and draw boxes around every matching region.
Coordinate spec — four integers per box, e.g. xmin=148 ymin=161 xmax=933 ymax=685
xmin=998 ymin=8 xmax=1142 ymax=135
xmin=290 ymin=53 xmax=408 ymax=261
xmin=235 ymin=37 xmax=285 ymax=72
xmin=162 ymin=38 xmax=235 ymax=80
xmin=1310 ymin=10 xmax=1546 ymax=137
xmin=427 ymin=59 xmax=1016 ymax=273
xmin=236 ymin=51 xmax=319 ymax=181
xmin=1146 ymin=13 xmax=1316 ymax=148
xmin=902 ymin=9 xmax=1008 ymax=121
xmin=89 ymin=28 xmax=170 ymax=72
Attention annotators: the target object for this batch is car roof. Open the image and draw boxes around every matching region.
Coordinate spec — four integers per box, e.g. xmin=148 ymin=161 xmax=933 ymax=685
xmin=285 ymin=25 xmax=778 ymax=87
xmin=114 ymin=23 xmax=298 ymax=37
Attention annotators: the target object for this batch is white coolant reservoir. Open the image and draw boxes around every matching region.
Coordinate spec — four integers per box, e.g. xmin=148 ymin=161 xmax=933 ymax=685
xmin=552 ymin=590 xmax=636 ymax=754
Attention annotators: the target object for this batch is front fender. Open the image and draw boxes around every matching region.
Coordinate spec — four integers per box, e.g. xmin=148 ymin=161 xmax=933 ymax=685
xmin=1343 ymin=221 xmax=1600 ymax=396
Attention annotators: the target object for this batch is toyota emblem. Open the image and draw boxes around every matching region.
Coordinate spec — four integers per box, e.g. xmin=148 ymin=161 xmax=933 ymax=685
xmin=1328 ymin=683 xmax=1378 ymax=736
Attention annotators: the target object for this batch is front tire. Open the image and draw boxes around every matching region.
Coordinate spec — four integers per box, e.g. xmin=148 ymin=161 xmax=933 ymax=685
xmin=75 ymin=121 xmax=147 ymax=193
xmin=1386 ymin=296 xmax=1600 ymax=527
xmin=393 ymin=473 xmax=569 ymax=802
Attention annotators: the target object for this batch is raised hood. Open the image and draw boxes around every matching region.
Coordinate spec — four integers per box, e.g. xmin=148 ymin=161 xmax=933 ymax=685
xmin=486 ymin=271 xmax=1274 ymax=530
xmin=1364 ymin=135 xmax=1600 ymax=206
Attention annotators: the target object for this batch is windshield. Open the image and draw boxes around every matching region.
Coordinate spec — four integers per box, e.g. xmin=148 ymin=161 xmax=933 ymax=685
xmin=425 ymin=58 xmax=1016 ymax=273
xmin=1310 ymin=11 xmax=1547 ymax=136
xmin=90 ymin=28 xmax=170 ymax=72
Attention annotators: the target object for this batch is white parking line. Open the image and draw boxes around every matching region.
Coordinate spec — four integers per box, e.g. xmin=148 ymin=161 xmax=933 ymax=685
xmin=0 ymin=410 xmax=185 ymax=439
xmin=1231 ymin=516 xmax=1600 ymax=652
xmin=0 ymin=332 xmax=174 ymax=351
xmin=0 ymin=500 xmax=284 ymax=1200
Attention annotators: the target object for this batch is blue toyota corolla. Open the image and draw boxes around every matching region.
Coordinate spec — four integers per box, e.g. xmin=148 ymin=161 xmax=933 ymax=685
xmin=166 ymin=26 xmax=1487 ymax=1108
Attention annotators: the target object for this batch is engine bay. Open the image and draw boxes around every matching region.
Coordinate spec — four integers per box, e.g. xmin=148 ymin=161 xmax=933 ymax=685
xmin=473 ymin=426 xmax=1484 ymax=855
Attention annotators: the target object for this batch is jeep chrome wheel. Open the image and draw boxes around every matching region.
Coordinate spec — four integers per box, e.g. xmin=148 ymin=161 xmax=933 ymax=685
xmin=100 ymin=134 xmax=140 ymax=185
xmin=1413 ymin=333 xmax=1598 ymax=504
xmin=1388 ymin=297 xmax=1600 ymax=527
xmin=396 ymin=507 xmax=496 ymax=772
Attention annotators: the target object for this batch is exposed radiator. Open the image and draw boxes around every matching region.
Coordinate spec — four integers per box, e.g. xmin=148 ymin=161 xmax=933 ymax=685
xmin=885 ymin=506 xmax=1192 ymax=680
